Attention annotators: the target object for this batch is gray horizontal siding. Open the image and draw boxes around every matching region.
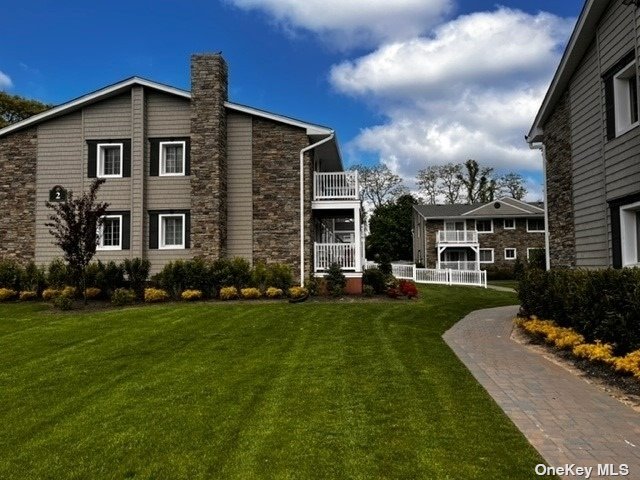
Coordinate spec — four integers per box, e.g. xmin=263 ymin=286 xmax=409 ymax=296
xmin=146 ymin=92 xmax=190 ymax=137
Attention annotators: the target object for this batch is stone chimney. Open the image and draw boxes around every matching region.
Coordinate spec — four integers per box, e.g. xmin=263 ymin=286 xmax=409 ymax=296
xmin=190 ymin=53 xmax=228 ymax=260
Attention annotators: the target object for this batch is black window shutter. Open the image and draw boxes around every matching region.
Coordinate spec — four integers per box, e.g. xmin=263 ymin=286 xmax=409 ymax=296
xmin=150 ymin=140 xmax=160 ymax=176
xmin=605 ymin=76 xmax=616 ymax=141
xmin=122 ymin=212 xmax=131 ymax=250
xmin=149 ymin=213 xmax=159 ymax=249
xmin=185 ymin=211 xmax=191 ymax=248
xmin=122 ymin=140 xmax=131 ymax=177
xmin=87 ymin=141 xmax=97 ymax=178
xmin=610 ymin=204 xmax=622 ymax=268
xmin=185 ymin=139 xmax=191 ymax=176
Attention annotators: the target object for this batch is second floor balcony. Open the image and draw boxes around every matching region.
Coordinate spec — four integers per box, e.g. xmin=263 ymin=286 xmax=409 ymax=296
xmin=313 ymin=171 xmax=359 ymax=201
xmin=437 ymin=230 xmax=479 ymax=244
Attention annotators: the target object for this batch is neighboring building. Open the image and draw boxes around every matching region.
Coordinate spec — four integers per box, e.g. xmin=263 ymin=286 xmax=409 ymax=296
xmin=527 ymin=0 xmax=640 ymax=270
xmin=0 ymin=53 xmax=363 ymax=290
xmin=412 ymin=197 xmax=545 ymax=271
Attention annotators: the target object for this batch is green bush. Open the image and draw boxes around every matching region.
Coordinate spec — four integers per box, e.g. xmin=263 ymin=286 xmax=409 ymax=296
xmin=111 ymin=288 xmax=136 ymax=306
xmin=363 ymin=267 xmax=386 ymax=294
xmin=84 ymin=260 xmax=125 ymax=296
xmin=53 ymin=295 xmax=73 ymax=311
xmin=485 ymin=265 xmax=515 ymax=281
xmin=0 ymin=259 xmax=23 ymax=290
xmin=124 ymin=258 xmax=150 ymax=299
xmin=266 ymin=263 xmax=293 ymax=291
xmin=325 ymin=262 xmax=346 ymax=297
xmin=519 ymin=267 xmax=640 ymax=354
xmin=250 ymin=261 xmax=269 ymax=291
xmin=153 ymin=259 xmax=217 ymax=299
xmin=21 ymin=262 xmax=46 ymax=294
xmin=46 ymin=259 xmax=69 ymax=288
xmin=363 ymin=285 xmax=375 ymax=297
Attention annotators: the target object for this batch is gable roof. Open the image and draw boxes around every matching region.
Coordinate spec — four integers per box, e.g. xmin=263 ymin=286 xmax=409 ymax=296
xmin=0 ymin=76 xmax=334 ymax=137
xmin=414 ymin=197 xmax=544 ymax=219
xmin=527 ymin=0 xmax=610 ymax=143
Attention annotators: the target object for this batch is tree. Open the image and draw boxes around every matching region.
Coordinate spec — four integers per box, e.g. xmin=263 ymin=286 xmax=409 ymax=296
xmin=416 ymin=165 xmax=439 ymax=204
xmin=439 ymin=163 xmax=463 ymax=204
xmin=498 ymin=172 xmax=528 ymax=200
xmin=457 ymin=159 xmax=495 ymax=204
xmin=351 ymin=163 xmax=407 ymax=209
xmin=0 ymin=92 xmax=51 ymax=128
xmin=366 ymin=194 xmax=418 ymax=261
xmin=45 ymin=179 xmax=109 ymax=303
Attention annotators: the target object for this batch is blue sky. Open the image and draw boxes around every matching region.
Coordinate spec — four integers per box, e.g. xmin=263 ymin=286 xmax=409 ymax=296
xmin=1 ymin=0 xmax=584 ymax=199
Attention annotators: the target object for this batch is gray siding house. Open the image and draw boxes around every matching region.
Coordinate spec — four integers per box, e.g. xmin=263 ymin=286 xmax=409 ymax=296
xmin=528 ymin=0 xmax=640 ymax=270
xmin=0 ymin=54 xmax=364 ymax=290
xmin=412 ymin=197 xmax=545 ymax=271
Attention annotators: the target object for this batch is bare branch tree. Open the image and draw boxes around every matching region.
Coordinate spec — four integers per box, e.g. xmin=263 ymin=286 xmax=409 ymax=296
xmin=439 ymin=163 xmax=463 ymax=204
xmin=351 ymin=163 xmax=407 ymax=209
xmin=457 ymin=159 xmax=494 ymax=204
xmin=497 ymin=172 xmax=528 ymax=200
xmin=416 ymin=166 xmax=440 ymax=204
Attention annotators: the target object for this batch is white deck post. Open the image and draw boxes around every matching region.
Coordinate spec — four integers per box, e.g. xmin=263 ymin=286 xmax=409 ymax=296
xmin=354 ymin=206 xmax=362 ymax=272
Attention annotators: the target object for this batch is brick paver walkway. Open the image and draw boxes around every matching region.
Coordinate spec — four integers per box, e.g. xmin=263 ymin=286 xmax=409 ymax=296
xmin=443 ymin=305 xmax=640 ymax=479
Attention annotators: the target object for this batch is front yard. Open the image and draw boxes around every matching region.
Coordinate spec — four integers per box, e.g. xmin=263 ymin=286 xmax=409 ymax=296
xmin=0 ymin=286 xmax=545 ymax=479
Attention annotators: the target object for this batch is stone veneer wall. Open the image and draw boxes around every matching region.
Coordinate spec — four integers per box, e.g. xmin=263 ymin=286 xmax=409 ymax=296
xmin=190 ymin=54 xmax=228 ymax=260
xmin=0 ymin=128 xmax=37 ymax=264
xmin=252 ymin=117 xmax=312 ymax=280
xmin=543 ymin=91 xmax=576 ymax=268
xmin=476 ymin=219 xmax=545 ymax=269
xmin=424 ymin=220 xmax=443 ymax=268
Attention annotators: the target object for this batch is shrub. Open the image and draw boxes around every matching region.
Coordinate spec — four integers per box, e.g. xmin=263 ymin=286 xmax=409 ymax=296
xmin=0 ymin=259 xmax=23 ymax=290
xmin=241 ymin=287 xmax=261 ymax=300
xmin=42 ymin=288 xmax=61 ymax=301
xmin=363 ymin=285 xmax=375 ymax=297
xmin=325 ymin=262 xmax=346 ymax=297
xmin=266 ymin=263 xmax=293 ymax=291
xmin=60 ymin=286 xmax=76 ymax=299
xmin=250 ymin=261 xmax=269 ymax=291
xmin=572 ymin=342 xmax=615 ymax=364
xmin=288 ymin=286 xmax=308 ymax=299
xmin=226 ymin=258 xmax=252 ymax=290
xmin=363 ymin=267 xmax=386 ymax=294
xmin=86 ymin=261 xmax=125 ymax=296
xmin=0 ymin=288 xmax=17 ymax=301
xmin=614 ymin=350 xmax=640 ymax=379
xmin=219 ymin=286 xmax=239 ymax=300
xmin=181 ymin=289 xmax=203 ymax=301
xmin=386 ymin=287 xmax=401 ymax=299
xmin=378 ymin=258 xmax=392 ymax=276
xmin=19 ymin=291 xmax=37 ymax=301
xmin=21 ymin=262 xmax=46 ymax=294
xmin=144 ymin=288 xmax=169 ymax=303
xmin=111 ymin=288 xmax=136 ymax=306
xmin=124 ymin=258 xmax=150 ymax=299
xmin=53 ymin=295 xmax=73 ymax=311
xmin=46 ymin=259 xmax=70 ymax=288
xmin=398 ymin=280 xmax=418 ymax=299
xmin=485 ymin=265 xmax=515 ymax=281
xmin=84 ymin=287 xmax=102 ymax=300
xmin=265 ymin=287 xmax=283 ymax=299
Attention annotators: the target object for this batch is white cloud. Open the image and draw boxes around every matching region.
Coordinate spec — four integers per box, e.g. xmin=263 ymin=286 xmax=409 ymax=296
xmin=0 ymin=70 xmax=12 ymax=90
xmin=226 ymin=0 xmax=452 ymax=47
xmin=331 ymin=8 xmax=574 ymax=181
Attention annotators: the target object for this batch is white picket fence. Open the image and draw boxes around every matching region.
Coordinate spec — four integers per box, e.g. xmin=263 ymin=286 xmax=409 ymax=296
xmin=386 ymin=263 xmax=487 ymax=288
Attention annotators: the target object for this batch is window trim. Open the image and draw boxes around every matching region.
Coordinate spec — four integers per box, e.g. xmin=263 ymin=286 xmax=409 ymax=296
xmin=479 ymin=248 xmax=494 ymax=264
xmin=619 ymin=200 xmax=640 ymax=267
xmin=504 ymin=248 xmax=517 ymax=260
xmin=503 ymin=218 xmax=516 ymax=230
xmin=159 ymin=140 xmax=186 ymax=177
xmin=159 ymin=213 xmax=186 ymax=250
xmin=475 ymin=219 xmax=493 ymax=234
xmin=97 ymin=143 xmax=123 ymax=179
xmin=97 ymin=214 xmax=123 ymax=251
xmin=527 ymin=218 xmax=545 ymax=233
xmin=614 ymin=60 xmax=640 ymax=137
xmin=527 ymin=248 xmax=545 ymax=260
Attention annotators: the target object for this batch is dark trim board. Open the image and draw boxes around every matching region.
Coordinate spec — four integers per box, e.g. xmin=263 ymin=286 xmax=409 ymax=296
xmin=608 ymin=191 xmax=640 ymax=269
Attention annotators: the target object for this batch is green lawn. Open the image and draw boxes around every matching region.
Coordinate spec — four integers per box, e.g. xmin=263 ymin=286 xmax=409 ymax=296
xmin=0 ymin=286 xmax=545 ymax=479
xmin=488 ymin=279 xmax=519 ymax=290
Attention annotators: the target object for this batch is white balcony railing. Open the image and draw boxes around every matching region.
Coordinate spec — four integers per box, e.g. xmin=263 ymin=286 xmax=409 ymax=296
xmin=437 ymin=230 xmax=478 ymax=244
xmin=437 ymin=261 xmax=479 ymax=271
xmin=314 ymin=243 xmax=356 ymax=271
xmin=314 ymin=171 xmax=358 ymax=200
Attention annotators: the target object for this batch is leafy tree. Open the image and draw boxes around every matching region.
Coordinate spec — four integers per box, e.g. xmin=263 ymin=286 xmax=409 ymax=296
xmin=350 ymin=163 xmax=407 ymax=209
xmin=0 ymin=91 xmax=52 ymax=128
xmin=416 ymin=165 xmax=439 ymax=204
xmin=45 ymin=179 xmax=109 ymax=303
xmin=366 ymin=194 xmax=418 ymax=261
xmin=457 ymin=159 xmax=495 ymax=204
xmin=498 ymin=172 xmax=528 ymax=200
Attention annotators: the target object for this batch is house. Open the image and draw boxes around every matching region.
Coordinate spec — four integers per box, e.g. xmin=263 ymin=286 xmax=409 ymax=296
xmin=412 ymin=197 xmax=545 ymax=272
xmin=0 ymin=53 xmax=364 ymax=291
xmin=527 ymin=0 xmax=640 ymax=270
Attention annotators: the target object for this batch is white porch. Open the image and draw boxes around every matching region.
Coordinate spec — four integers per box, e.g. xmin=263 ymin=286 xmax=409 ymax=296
xmin=313 ymin=207 xmax=364 ymax=273
xmin=436 ymin=247 xmax=480 ymax=271
xmin=313 ymin=171 xmax=359 ymax=201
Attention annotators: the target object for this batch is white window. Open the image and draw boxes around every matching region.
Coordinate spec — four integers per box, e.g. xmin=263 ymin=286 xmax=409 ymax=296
xmin=620 ymin=200 xmax=640 ymax=267
xmin=527 ymin=218 xmax=545 ymax=232
xmin=504 ymin=248 xmax=517 ymax=260
xmin=97 ymin=215 xmax=122 ymax=250
xmin=476 ymin=219 xmax=493 ymax=233
xmin=503 ymin=218 xmax=515 ymax=230
xmin=527 ymin=248 xmax=545 ymax=260
xmin=614 ymin=61 xmax=639 ymax=136
xmin=479 ymin=249 xmax=494 ymax=263
xmin=97 ymin=143 xmax=123 ymax=178
xmin=159 ymin=214 xmax=185 ymax=249
xmin=160 ymin=141 xmax=186 ymax=176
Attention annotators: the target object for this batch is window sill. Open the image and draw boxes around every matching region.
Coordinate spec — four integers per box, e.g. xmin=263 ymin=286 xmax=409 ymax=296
xmin=615 ymin=121 xmax=640 ymax=139
xmin=159 ymin=246 xmax=185 ymax=250
xmin=97 ymin=246 xmax=122 ymax=251
xmin=527 ymin=230 xmax=545 ymax=233
xmin=159 ymin=172 xmax=186 ymax=177
xmin=97 ymin=175 xmax=123 ymax=179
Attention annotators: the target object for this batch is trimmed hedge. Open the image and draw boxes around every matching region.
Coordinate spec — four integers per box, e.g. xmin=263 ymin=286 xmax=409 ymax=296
xmin=519 ymin=267 xmax=640 ymax=354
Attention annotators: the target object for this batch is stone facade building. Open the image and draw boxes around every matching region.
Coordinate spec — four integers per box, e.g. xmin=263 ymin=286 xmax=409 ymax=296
xmin=412 ymin=197 xmax=546 ymax=273
xmin=528 ymin=0 xmax=640 ymax=270
xmin=0 ymin=54 xmax=363 ymax=290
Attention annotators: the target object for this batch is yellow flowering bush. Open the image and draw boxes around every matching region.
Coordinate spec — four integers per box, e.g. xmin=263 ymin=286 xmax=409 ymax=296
xmin=288 ymin=286 xmax=308 ymax=299
xmin=219 ymin=286 xmax=238 ymax=300
xmin=572 ymin=342 xmax=615 ymax=364
xmin=42 ymin=288 xmax=61 ymax=301
xmin=241 ymin=288 xmax=261 ymax=300
xmin=265 ymin=287 xmax=283 ymax=299
xmin=0 ymin=288 xmax=17 ymax=301
xmin=84 ymin=287 xmax=102 ymax=299
xmin=181 ymin=289 xmax=203 ymax=301
xmin=144 ymin=288 xmax=169 ymax=303
xmin=614 ymin=350 xmax=640 ymax=379
xmin=61 ymin=286 xmax=76 ymax=299
xmin=19 ymin=290 xmax=37 ymax=301
xmin=547 ymin=328 xmax=585 ymax=350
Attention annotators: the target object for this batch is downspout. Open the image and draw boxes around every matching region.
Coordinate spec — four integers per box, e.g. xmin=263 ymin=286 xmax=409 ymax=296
xmin=529 ymin=141 xmax=551 ymax=271
xmin=300 ymin=133 xmax=335 ymax=287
